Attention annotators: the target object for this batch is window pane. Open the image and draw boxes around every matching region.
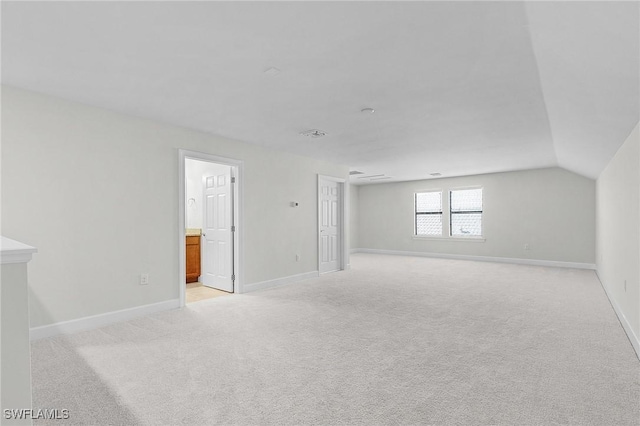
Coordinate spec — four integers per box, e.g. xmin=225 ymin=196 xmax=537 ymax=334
xmin=416 ymin=192 xmax=442 ymax=213
xmin=451 ymin=213 xmax=482 ymax=236
xmin=450 ymin=188 xmax=482 ymax=212
xmin=416 ymin=214 xmax=442 ymax=236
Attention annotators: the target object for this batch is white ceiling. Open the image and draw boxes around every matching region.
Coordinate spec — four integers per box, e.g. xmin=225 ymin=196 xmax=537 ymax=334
xmin=2 ymin=1 xmax=638 ymax=184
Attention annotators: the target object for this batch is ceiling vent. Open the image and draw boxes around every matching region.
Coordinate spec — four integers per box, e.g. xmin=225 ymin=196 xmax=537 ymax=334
xmin=430 ymin=173 xmax=442 ymax=177
xmin=300 ymin=129 xmax=327 ymax=138
xmin=264 ymin=67 xmax=281 ymax=76
xmin=349 ymin=171 xmax=364 ymax=175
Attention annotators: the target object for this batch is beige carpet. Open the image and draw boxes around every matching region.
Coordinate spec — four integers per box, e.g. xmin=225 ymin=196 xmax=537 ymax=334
xmin=31 ymin=254 xmax=639 ymax=425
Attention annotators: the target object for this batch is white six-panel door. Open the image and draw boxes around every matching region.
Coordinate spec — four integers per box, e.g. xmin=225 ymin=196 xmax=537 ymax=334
xmin=319 ymin=178 xmax=341 ymax=274
xmin=202 ymin=168 xmax=234 ymax=292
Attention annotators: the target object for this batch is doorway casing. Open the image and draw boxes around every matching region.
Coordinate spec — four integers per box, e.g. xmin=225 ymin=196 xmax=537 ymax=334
xmin=178 ymin=149 xmax=244 ymax=307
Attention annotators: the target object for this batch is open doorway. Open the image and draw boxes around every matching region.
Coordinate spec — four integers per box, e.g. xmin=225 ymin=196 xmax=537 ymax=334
xmin=178 ymin=150 xmax=243 ymax=307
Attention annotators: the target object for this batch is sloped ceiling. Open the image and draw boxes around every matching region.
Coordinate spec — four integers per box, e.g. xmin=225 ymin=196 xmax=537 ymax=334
xmin=2 ymin=1 xmax=638 ymax=184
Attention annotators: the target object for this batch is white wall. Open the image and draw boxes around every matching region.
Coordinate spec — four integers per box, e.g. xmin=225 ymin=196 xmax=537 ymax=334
xmin=185 ymin=159 xmax=229 ymax=230
xmin=1 ymin=262 xmax=32 ymax=424
xmin=1 ymin=86 xmax=349 ymax=327
xmin=356 ymin=167 xmax=595 ymax=265
xmin=596 ymin=123 xmax=639 ymax=352
xmin=349 ymin=184 xmax=359 ymax=250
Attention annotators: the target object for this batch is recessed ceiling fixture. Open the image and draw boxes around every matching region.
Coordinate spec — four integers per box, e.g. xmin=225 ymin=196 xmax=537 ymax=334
xmin=430 ymin=173 xmax=442 ymax=177
xmin=361 ymin=107 xmax=375 ymax=114
xmin=264 ymin=67 xmax=281 ymax=76
xmin=349 ymin=171 xmax=364 ymax=175
xmin=300 ymin=129 xmax=327 ymax=138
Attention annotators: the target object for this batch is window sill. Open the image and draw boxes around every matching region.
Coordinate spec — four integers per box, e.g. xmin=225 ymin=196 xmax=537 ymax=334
xmin=412 ymin=236 xmax=486 ymax=243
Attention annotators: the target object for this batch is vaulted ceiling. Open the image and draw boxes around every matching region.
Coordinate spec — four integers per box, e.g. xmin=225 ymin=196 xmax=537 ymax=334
xmin=2 ymin=1 xmax=638 ymax=184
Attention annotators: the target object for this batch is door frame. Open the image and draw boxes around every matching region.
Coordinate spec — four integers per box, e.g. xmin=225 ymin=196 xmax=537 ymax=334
xmin=317 ymin=174 xmax=348 ymax=273
xmin=178 ymin=149 xmax=244 ymax=307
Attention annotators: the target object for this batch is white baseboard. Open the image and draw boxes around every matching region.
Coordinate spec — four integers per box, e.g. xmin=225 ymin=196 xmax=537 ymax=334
xmin=351 ymin=248 xmax=596 ymax=270
xmin=30 ymin=299 xmax=180 ymax=340
xmin=596 ymin=272 xmax=640 ymax=359
xmin=243 ymin=271 xmax=319 ymax=293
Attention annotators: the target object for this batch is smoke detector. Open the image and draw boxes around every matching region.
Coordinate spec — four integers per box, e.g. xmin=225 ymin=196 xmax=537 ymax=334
xmin=300 ymin=129 xmax=327 ymax=138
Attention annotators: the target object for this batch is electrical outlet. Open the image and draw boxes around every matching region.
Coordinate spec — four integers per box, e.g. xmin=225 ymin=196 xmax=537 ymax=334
xmin=296 ymin=254 xmax=300 ymax=262
xmin=140 ymin=273 xmax=149 ymax=285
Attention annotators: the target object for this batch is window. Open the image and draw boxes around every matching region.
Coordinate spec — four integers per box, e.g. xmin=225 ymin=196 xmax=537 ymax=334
xmin=415 ymin=191 xmax=442 ymax=236
xmin=450 ymin=188 xmax=483 ymax=237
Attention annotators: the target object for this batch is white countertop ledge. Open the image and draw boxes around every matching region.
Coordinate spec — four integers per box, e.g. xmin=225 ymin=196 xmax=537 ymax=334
xmin=1 ymin=236 xmax=38 ymax=264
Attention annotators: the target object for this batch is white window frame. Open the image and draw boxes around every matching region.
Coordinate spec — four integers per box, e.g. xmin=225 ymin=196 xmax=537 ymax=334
xmin=449 ymin=186 xmax=484 ymax=239
xmin=412 ymin=185 xmax=486 ymax=242
xmin=414 ymin=190 xmax=443 ymax=237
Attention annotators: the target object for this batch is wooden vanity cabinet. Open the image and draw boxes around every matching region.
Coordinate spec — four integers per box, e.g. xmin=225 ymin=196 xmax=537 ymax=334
xmin=186 ymin=235 xmax=201 ymax=283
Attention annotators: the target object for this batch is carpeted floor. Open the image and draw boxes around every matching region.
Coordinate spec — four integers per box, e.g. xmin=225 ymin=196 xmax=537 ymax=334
xmin=31 ymin=254 xmax=639 ymax=425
